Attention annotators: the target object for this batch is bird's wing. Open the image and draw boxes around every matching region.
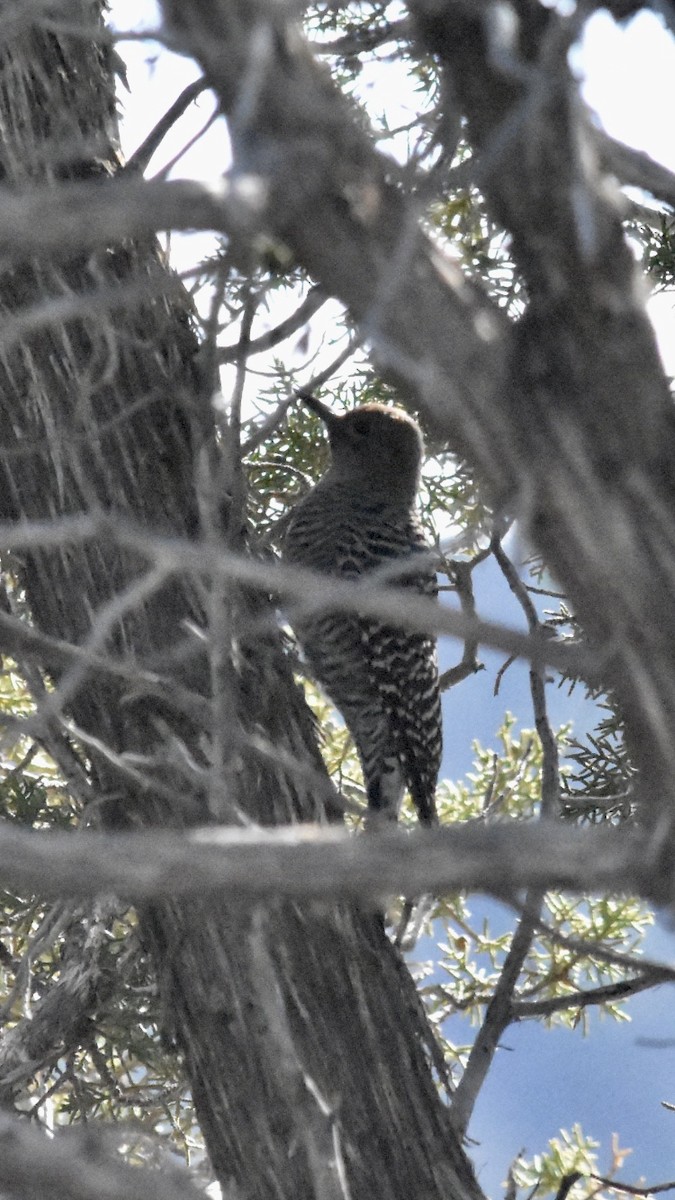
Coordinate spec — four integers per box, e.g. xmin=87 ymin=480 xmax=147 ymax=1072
xmin=357 ymin=521 xmax=442 ymax=825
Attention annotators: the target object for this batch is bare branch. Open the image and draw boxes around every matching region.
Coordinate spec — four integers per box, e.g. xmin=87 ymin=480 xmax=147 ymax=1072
xmin=218 ymin=284 xmax=329 ymax=364
xmin=600 ymin=132 xmax=675 ymax=212
xmin=589 ymin=1174 xmax=675 ymax=1198
xmin=126 ymin=78 xmax=210 ymax=174
xmin=310 ymin=18 xmax=409 ymax=59
xmin=0 ymin=175 xmax=263 ymax=255
xmin=241 ymin=335 xmax=360 ymax=456
xmin=511 ymin=971 xmax=674 ymax=1019
xmin=0 ymin=514 xmax=592 ymax=680
xmin=438 ymin=557 xmax=485 ymax=690
xmin=491 ymin=537 xmax=560 ymax=816
xmin=450 ymin=891 xmax=543 ymax=1138
xmin=527 ymin=914 xmax=669 ymax=978
xmin=0 ymin=820 xmax=669 ymax=908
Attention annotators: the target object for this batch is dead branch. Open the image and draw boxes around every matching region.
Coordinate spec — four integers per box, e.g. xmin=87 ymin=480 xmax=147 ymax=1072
xmin=0 ymin=820 xmax=669 ymax=909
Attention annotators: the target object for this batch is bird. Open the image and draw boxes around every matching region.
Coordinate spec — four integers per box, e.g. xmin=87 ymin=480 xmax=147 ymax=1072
xmin=283 ymin=393 xmax=442 ymax=827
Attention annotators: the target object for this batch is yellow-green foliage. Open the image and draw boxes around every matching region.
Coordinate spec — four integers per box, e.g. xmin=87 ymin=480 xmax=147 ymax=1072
xmin=512 ymin=1125 xmax=633 ymax=1200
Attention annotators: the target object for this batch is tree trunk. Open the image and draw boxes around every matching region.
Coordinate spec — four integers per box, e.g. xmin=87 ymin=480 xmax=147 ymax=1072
xmin=0 ymin=8 xmax=482 ymax=1199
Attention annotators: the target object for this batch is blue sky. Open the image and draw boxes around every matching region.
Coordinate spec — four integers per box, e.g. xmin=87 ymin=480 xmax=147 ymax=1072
xmin=109 ymin=3 xmax=675 ymax=1193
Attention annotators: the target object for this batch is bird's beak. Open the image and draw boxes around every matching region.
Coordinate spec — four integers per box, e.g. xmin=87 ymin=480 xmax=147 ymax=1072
xmin=296 ymin=391 xmax=341 ymax=429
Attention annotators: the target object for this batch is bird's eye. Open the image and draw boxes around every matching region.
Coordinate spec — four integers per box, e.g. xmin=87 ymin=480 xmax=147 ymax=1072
xmin=351 ymin=417 xmax=369 ymax=437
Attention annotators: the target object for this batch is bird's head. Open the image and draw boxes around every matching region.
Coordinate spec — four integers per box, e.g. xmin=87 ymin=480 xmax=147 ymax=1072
xmin=299 ymin=393 xmax=424 ymax=503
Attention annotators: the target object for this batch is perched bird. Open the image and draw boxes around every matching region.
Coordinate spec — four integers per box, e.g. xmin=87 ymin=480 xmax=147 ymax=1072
xmin=284 ymin=394 xmax=442 ymax=826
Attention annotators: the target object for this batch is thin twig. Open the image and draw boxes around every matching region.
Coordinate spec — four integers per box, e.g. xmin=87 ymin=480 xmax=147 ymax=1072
xmin=450 ymin=537 xmax=563 ymax=1137
xmin=510 ymin=970 xmax=671 ymax=1019
xmin=150 ymin=105 xmax=221 ymax=181
xmin=438 ymin=555 xmax=486 ymax=690
xmin=219 ymin=286 xmax=328 ymax=364
xmin=126 ymin=78 xmax=209 ymax=174
xmin=492 ymin=536 xmax=560 ymax=816
xmin=528 ymin=912 xmax=674 ymax=979
xmin=0 ymin=513 xmax=598 ymax=680
xmin=589 ymin=1174 xmax=675 ymax=1198
xmin=310 ymin=19 xmax=408 ymax=59
xmin=241 ymin=335 xmax=360 ymax=457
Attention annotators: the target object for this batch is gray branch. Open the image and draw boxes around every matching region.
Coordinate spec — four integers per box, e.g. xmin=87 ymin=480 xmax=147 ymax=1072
xmin=0 ymin=175 xmax=264 ymax=253
xmin=0 ymin=820 xmax=669 ymax=908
